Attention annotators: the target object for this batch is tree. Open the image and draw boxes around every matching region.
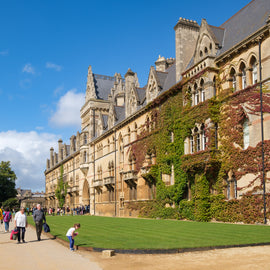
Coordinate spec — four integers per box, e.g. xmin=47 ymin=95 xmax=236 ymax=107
xmin=55 ymin=165 xmax=68 ymax=208
xmin=3 ymin=197 xmax=20 ymax=210
xmin=0 ymin=161 xmax=17 ymax=203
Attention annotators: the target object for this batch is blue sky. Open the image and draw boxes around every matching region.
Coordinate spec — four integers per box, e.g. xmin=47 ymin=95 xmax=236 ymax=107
xmin=0 ymin=0 xmax=249 ymax=191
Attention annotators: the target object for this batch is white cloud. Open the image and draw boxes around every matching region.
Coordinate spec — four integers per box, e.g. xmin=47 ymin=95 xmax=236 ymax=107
xmin=49 ymin=89 xmax=84 ymax=128
xmin=53 ymin=85 xmax=64 ymax=96
xmin=46 ymin=62 xmax=62 ymax=71
xmin=0 ymin=50 xmax=8 ymax=56
xmin=22 ymin=63 xmax=35 ymax=74
xmin=35 ymin=126 xmax=44 ymax=131
xmin=0 ymin=131 xmax=59 ymax=191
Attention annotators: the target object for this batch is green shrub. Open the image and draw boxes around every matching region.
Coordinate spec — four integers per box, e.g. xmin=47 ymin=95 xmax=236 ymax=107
xmin=193 ymin=174 xmax=211 ymax=222
xmin=179 ymin=199 xmax=195 ymax=220
xmin=139 ymin=200 xmax=179 ymax=219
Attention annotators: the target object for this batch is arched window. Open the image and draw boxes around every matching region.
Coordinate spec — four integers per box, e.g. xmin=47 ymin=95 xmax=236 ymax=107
xmin=230 ymin=68 xmax=237 ymax=91
xmin=84 ymin=134 xmax=87 ymax=145
xmin=239 ymin=62 xmax=247 ymax=89
xmin=200 ymin=79 xmax=205 ymax=102
xmin=204 ymin=47 xmax=208 ymax=55
xmin=200 ymin=50 xmax=203 ymax=58
xmin=194 ymin=83 xmax=199 ymax=105
xmin=84 ymin=151 xmax=87 ymax=163
xmin=243 ymin=118 xmax=249 ymax=149
xmin=201 ymin=124 xmax=207 ymax=151
xmin=196 ymin=133 xmax=200 ymax=152
xmin=250 ymin=56 xmax=258 ymax=85
xmin=190 ymin=136 xmax=194 ymax=154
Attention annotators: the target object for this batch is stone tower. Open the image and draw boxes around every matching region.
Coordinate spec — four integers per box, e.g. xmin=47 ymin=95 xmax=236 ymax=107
xmin=174 ymin=18 xmax=200 ymax=81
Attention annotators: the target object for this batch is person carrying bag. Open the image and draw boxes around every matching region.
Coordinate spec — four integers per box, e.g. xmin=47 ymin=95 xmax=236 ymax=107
xmin=33 ymin=204 xmax=46 ymax=241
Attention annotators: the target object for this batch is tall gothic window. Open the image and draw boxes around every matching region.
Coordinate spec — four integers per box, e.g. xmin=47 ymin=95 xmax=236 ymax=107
xmin=243 ymin=118 xmax=249 ymax=150
xmin=190 ymin=136 xmax=194 ymax=154
xmin=201 ymin=124 xmax=207 ymax=151
xmin=250 ymin=56 xmax=258 ymax=85
xmin=200 ymin=79 xmax=205 ymax=102
xmin=240 ymin=62 xmax=247 ymax=89
xmin=230 ymin=68 xmax=237 ymax=91
xmin=187 ymin=124 xmax=207 ymax=154
xmin=194 ymin=83 xmax=199 ymax=105
xmin=252 ymin=64 xmax=258 ymax=84
xmin=194 ymin=127 xmax=200 ymax=152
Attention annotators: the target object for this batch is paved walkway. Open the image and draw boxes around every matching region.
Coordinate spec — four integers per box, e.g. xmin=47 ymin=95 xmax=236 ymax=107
xmin=0 ymin=222 xmax=103 ymax=270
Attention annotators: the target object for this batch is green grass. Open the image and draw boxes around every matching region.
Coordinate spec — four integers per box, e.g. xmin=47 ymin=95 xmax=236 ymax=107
xmin=28 ymin=215 xmax=270 ymax=250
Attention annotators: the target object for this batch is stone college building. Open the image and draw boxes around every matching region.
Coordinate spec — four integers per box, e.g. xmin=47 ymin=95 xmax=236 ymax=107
xmin=45 ymin=0 xmax=270 ymax=220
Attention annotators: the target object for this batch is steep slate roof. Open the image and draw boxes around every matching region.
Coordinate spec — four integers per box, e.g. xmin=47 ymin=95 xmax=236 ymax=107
xmin=218 ymin=0 xmax=270 ymax=55
xmin=102 ymin=114 xmax=108 ymax=129
xmin=93 ymin=74 xmax=115 ymax=100
xmin=114 ymin=106 xmax=126 ymax=124
xmin=163 ymin=63 xmax=176 ymax=91
xmin=136 ymin=87 xmax=146 ymax=104
xmin=156 ymin=71 xmax=168 ymax=89
xmin=209 ymin=25 xmax=225 ymax=46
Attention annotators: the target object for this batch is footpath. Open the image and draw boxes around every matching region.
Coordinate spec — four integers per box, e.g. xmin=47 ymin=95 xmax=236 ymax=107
xmin=0 ymin=222 xmax=102 ymax=270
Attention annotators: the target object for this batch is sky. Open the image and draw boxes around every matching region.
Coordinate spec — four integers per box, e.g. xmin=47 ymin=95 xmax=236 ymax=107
xmin=0 ymin=0 xmax=250 ymax=191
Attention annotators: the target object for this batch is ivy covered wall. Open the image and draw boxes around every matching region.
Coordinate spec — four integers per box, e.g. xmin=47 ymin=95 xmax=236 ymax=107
xmin=129 ymin=77 xmax=270 ymax=223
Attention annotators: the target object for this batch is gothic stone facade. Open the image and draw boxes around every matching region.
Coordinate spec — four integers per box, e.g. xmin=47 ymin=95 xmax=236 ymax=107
xmin=45 ymin=0 xmax=270 ymax=216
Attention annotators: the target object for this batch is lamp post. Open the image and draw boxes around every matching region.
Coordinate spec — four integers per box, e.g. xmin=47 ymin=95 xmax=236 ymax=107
xmin=259 ymin=39 xmax=267 ymax=224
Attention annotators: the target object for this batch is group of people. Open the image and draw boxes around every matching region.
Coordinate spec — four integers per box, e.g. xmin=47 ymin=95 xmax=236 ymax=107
xmin=0 ymin=204 xmax=46 ymax=244
xmin=47 ymin=205 xmax=90 ymax=216
xmin=0 ymin=204 xmax=81 ymax=251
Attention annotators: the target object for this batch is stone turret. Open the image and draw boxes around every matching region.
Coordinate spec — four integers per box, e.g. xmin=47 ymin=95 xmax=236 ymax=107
xmin=155 ymin=56 xmax=175 ymax=72
xmin=174 ymin=18 xmax=200 ymax=81
xmin=58 ymin=139 xmax=63 ymax=161
xmin=125 ymin=68 xmax=139 ymax=117
xmin=85 ymin=65 xmax=97 ymax=100
xmin=50 ymin=147 xmax=54 ymax=168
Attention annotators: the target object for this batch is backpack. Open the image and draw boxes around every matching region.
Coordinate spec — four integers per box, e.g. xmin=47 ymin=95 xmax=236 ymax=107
xmin=4 ymin=211 xmax=11 ymax=222
xmin=43 ymin=222 xmax=50 ymax=233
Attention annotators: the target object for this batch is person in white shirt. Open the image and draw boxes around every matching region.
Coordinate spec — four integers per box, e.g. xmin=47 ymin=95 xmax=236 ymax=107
xmin=66 ymin=223 xmax=80 ymax=251
xmin=14 ymin=207 xmax=28 ymax=244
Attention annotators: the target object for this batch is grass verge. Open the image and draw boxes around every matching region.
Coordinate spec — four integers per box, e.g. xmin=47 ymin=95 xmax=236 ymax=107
xmin=27 ymin=215 xmax=270 ymax=250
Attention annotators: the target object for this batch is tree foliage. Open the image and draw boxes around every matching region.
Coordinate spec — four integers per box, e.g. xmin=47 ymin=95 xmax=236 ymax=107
xmin=55 ymin=165 xmax=68 ymax=208
xmin=0 ymin=161 xmax=17 ymax=203
xmin=2 ymin=197 xmax=20 ymax=210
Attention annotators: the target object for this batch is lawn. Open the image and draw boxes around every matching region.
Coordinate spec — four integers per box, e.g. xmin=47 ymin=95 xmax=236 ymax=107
xmin=27 ymin=215 xmax=270 ymax=250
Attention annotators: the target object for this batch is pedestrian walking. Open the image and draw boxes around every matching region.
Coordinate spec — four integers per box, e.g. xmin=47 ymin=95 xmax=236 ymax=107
xmin=3 ymin=207 xmax=12 ymax=232
xmin=66 ymin=223 xmax=80 ymax=251
xmin=33 ymin=204 xmax=46 ymax=241
xmin=14 ymin=207 xmax=27 ymax=244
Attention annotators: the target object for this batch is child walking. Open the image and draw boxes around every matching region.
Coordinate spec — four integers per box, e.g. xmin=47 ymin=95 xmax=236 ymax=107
xmin=66 ymin=223 xmax=80 ymax=251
